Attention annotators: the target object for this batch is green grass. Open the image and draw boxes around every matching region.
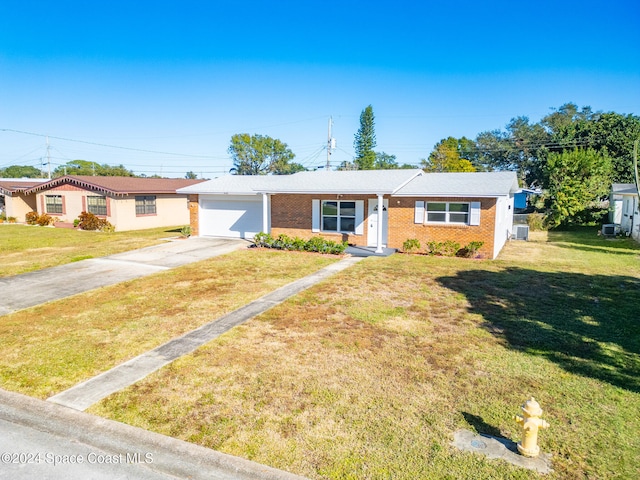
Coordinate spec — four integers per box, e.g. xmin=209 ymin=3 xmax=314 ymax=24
xmin=84 ymin=227 xmax=640 ymax=479
xmin=0 ymin=249 xmax=338 ymax=398
xmin=0 ymin=224 xmax=183 ymax=276
xmin=2 ymin=226 xmax=639 ymax=478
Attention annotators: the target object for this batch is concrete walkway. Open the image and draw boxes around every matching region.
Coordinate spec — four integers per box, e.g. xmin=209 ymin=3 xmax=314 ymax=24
xmin=48 ymin=256 xmax=363 ymax=411
xmin=0 ymin=237 xmax=248 ymax=316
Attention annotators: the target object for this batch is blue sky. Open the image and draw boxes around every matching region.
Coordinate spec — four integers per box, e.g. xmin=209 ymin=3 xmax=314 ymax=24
xmin=1 ymin=0 xmax=639 ymax=177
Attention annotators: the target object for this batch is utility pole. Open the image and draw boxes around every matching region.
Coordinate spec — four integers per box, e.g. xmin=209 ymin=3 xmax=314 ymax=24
xmin=634 ymin=139 xmax=640 ymax=206
xmin=326 ymin=116 xmax=335 ymax=171
xmin=46 ymin=136 xmax=52 ymax=179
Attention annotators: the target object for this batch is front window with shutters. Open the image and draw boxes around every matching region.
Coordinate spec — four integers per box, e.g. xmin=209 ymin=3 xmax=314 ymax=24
xmin=426 ymin=202 xmax=469 ymax=224
xmin=322 ymin=200 xmax=356 ymax=232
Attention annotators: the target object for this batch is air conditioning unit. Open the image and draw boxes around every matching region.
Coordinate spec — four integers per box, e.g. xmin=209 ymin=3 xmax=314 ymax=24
xmin=513 ymin=225 xmax=529 ymax=241
xmin=601 ymin=224 xmax=618 ymax=237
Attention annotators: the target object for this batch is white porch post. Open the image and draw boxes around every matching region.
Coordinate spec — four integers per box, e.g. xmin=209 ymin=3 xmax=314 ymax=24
xmin=262 ymin=193 xmax=269 ymax=233
xmin=375 ymin=193 xmax=384 ymax=253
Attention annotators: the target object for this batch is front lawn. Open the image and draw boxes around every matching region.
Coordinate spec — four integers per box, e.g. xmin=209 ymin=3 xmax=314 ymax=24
xmin=0 ymin=249 xmax=338 ymax=398
xmin=2 ymin=227 xmax=639 ymax=478
xmin=0 ymin=224 xmax=183 ymax=277
xmin=88 ymin=229 xmax=640 ymax=479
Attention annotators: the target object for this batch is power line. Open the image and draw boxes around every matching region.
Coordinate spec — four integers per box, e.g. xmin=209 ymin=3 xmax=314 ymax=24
xmin=1 ymin=129 xmax=226 ymax=159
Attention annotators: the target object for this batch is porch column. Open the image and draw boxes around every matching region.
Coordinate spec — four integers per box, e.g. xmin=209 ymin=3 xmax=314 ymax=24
xmin=375 ymin=193 xmax=384 ymax=253
xmin=262 ymin=193 xmax=269 ymax=233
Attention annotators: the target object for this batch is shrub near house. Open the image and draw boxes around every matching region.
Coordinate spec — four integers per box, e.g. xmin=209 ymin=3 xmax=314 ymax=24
xmin=25 ymin=211 xmax=55 ymax=226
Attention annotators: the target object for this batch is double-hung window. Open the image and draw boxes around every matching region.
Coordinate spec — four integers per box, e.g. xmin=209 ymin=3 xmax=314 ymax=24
xmin=87 ymin=196 xmax=107 ymax=216
xmin=45 ymin=195 xmax=63 ymax=214
xmin=135 ymin=195 xmax=156 ymax=215
xmin=322 ymin=200 xmax=356 ymax=232
xmin=426 ymin=202 xmax=469 ymax=224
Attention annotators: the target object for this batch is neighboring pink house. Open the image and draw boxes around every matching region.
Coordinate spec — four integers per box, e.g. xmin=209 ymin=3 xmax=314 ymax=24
xmin=0 ymin=178 xmax=48 ymax=220
xmin=20 ymin=176 xmax=205 ymax=231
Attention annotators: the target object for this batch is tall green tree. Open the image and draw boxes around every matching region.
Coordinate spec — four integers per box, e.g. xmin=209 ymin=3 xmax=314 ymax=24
xmin=545 ymin=148 xmax=612 ymax=228
xmin=476 ymin=117 xmax=549 ymax=187
xmin=541 ymin=103 xmax=596 ymax=147
xmin=543 ymin=108 xmax=640 ymax=183
xmin=53 ymin=160 xmax=135 ymax=177
xmin=0 ymin=165 xmax=43 ymax=178
xmin=582 ymin=113 xmax=640 ymax=183
xmin=374 ymin=152 xmax=398 ymax=169
xmin=421 ymin=137 xmax=476 ymax=172
xmin=228 ymin=133 xmax=301 ymax=175
xmin=354 ymin=105 xmax=377 ymax=170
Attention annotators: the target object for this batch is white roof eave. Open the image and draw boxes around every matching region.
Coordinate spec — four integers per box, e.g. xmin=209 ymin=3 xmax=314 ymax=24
xmin=259 ymin=189 xmax=398 ymax=195
xmin=392 ymin=192 xmax=510 ymax=198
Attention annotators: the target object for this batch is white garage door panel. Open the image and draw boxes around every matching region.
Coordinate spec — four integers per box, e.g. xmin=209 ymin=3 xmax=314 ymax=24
xmin=200 ymin=195 xmax=263 ymax=239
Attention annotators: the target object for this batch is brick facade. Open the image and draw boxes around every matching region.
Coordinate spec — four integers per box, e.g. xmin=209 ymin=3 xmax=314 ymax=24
xmin=270 ymin=194 xmax=497 ymax=258
xmin=188 ymin=194 xmax=199 ymax=237
xmin=271 ymin=194 xmax=369 ymax=245
xmin=388 ymin=197 xmax=497 ymax=258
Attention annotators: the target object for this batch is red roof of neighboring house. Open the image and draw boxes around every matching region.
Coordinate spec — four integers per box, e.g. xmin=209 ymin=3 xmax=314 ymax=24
xmin=0 ymin=179 xmax=48 ymax=196
xmin=23 ymin=176 xmax=206 ymax=197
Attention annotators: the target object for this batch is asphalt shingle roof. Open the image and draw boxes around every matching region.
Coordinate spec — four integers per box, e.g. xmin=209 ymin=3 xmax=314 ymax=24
xmin=179 ymin=169 xmax=519 ymax=197
xmin=178 ymin=169 xmax=424 ymax=195
xmin=24 ymin=176 xmax=205 ymax=196
xmin=394 ymin=171 xmax=520 ymax=197
xmin=0 ymin=179 xmax=48 ymax=196
xmin=612 ymin=183 xmax=639 ymax=195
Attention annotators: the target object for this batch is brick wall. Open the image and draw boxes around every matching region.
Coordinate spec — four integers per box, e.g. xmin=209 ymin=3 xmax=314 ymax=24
xmin=271 ymin=194 xmax=370 ymax=246
xmin=188 ymin=194 xmax=199 ymax=236
xmin=388 ymin=197 xmax=497 ymax=258
xmin=271 ymin=194 xmax=498 ymax=258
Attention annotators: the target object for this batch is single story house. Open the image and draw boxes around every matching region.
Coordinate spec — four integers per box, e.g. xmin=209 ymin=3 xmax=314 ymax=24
xmin=609 ymin=183 xmax=640 ymax=241
xmin=21 ymin=175 xmax=205 ymax=231
xmin=178 ymin=169 xmax=519 ymax=259
xmin=0 ymin=178 xmax=49 ymax=219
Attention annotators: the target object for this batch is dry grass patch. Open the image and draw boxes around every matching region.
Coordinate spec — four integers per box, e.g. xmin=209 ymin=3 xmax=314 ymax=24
xmin=0 ymin=224 xmax=182 ymax=277
xmin=0 ymin=249 xmax=337 ymax=398
xmin=91 ymin=229 xmax=640 ymax=479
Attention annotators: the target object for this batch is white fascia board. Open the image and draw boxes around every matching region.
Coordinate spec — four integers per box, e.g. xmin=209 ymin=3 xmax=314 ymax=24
xmin=177 ymin=190 xmax=260 ymax=196
xmin=392 ymin=193 xmax=508 ymax=198
xmin=259 ymin=189 xmax=397 ymax=195
xmin=177 ymin=186 xmax=261 ymax=195
xmin=390 ymin=170 xmax=424 ymax=194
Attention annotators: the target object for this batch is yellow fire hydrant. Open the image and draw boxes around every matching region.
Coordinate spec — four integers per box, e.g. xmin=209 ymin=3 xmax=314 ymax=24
xmin=514 ymin=397 xmax=550 ymax=458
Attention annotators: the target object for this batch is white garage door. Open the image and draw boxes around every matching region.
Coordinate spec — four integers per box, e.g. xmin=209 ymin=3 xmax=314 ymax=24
xmin=200 ymin=195 xmax=263 ymax=239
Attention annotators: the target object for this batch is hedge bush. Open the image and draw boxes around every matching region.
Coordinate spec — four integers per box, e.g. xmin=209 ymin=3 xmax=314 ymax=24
xmin=25 ymin=211 xmax=55 ymax=226
xmin=426 ymin=240 xmax=460 ymax=256
xmin=402 ymin=238 xmax=421 ymax=253
xmin=455 ymin=241 xmax=484 ymax=258
xmin=403 ymin=239 xmax=484 ymax=258
xmin=77 ymin=211 xmax=114 ymax=232
xmin=253 ymin=232 xmax=347 ymax=255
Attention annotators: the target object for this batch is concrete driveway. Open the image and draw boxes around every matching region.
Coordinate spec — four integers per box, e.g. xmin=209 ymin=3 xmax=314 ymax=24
xmin=0 ymin=237 xmax=248 ymax=316
xmin=0 ymin=236 xmax=313 ymax=479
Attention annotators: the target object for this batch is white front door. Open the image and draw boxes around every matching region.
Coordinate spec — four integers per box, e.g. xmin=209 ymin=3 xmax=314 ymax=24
xmin=367 ymin=198 xmax=388 ymax=247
